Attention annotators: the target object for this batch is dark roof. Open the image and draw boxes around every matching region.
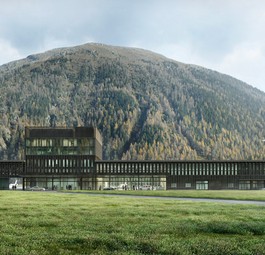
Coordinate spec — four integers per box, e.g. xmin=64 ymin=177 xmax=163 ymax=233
xmin=25 ymin=126 xmax=101 ymax=139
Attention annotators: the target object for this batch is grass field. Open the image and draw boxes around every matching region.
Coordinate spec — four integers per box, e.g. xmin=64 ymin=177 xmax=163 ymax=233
xmin=69 ymin=189 xmax=265 ymax=201
xmin=1 ymin=191 xmax=265 ymax=255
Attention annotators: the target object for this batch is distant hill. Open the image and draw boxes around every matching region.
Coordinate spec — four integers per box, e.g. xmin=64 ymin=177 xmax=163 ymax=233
xmin=0 ymin=43 xmax=264 ymax=160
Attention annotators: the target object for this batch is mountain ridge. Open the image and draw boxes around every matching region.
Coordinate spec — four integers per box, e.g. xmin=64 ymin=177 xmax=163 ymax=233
xmin=0 ymin=43 xmax=264 ymax=160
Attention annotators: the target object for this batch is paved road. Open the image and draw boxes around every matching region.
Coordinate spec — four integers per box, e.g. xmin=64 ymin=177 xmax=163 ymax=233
xmin=65 ymin=192 xmax=265 ymax=206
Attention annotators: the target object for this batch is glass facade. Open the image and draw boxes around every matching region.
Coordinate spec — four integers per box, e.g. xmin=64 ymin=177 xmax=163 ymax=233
xmin=26 ymin=138 xmax=95 ymax=156
xmin=97 ymin=175 xmax=166 ymax=190
xmin=24 ymin=177 xmax=95 ymax=190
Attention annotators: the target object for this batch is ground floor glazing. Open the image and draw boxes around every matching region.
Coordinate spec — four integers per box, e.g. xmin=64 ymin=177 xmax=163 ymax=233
xmin=97 ymin=175 xmax=167 ymax=190
xmin=22 ymin=175 xmax=167 ymax=191
xmin=24 ymin=177 xmax=96 ymax=190
xmin=2 ymin=176 xmax=265 ymax=191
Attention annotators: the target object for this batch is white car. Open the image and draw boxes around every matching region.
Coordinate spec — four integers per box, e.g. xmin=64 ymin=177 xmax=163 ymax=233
xmin=139 ymin=185 xmax=151 ymax=190
xmin=29 ymin=186 xmax=45 ymax=191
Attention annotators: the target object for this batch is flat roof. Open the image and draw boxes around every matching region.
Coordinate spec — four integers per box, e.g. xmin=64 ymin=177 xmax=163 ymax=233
xmin=96 ymin=159 xmax=265 ymax=163
xmin=25 ymin=126 xmax=102 ymax=141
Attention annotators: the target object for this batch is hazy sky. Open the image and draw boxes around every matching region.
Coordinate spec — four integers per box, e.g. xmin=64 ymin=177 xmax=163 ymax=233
xmin=1 ymin=0 xmax=265 ymax=92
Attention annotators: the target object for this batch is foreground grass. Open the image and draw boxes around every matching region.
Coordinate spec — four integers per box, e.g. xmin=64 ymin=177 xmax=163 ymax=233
xmin=0 ymin=191 xmax=265 ymax=255
xmin=68 ymin=189 xmax=265 ymax=201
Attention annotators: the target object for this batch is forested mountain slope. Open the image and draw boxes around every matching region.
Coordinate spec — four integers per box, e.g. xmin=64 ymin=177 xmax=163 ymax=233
xmin=0 ymin=43 xmax=264 ymax=160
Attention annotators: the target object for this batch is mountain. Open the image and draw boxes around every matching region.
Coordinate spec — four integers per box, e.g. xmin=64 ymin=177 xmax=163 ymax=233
xmin=0 ymin=43 xmax=264 ymax=160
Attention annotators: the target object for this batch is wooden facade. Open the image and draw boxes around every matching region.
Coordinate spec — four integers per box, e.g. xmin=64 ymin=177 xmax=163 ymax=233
xmin=0 ymin=159 xmax=264 ymax=190
xmin=0 ymin=160 xmax=25 ymax=177
xmin=96 ymin=160 xmax=265 ymax=190
xmin=0 ymin=127 xmax=264 ymax=190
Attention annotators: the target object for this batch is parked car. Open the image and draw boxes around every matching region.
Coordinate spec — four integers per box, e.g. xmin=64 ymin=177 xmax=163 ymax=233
xmin=103 ymin=187 xmax=115 ymax=190
xmin=153 ymin=186 xmax=164 ymax=190
xmin=139 ymin=185 xmax=151 ymax=190
xmin=29 ymin=186 xmax=45 ymax=191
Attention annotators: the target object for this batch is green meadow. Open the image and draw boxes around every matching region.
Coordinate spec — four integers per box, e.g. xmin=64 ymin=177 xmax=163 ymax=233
xmin=0 ymin=191 xmax=265 ymax=255
xmin=78 ymin=189 xmax=265 ymax=201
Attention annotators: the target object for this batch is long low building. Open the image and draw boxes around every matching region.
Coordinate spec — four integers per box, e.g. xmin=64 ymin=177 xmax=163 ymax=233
xmin=0 ymin=127 xmax=264 ymax=190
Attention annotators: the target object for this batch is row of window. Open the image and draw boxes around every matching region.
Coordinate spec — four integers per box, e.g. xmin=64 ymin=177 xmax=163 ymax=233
xmin=26 ymin=147 xmax=95 ymax=156
xmin=97 ymin=162 xmax=168 ymax=174
xmin=171 ymin=181 xmax=209 ymax=190
xmin=26 ymin=138 xmax=95 ymax=148
xmin=98 ymin=176 xmax=166 ymax=190
xmin=25 ymin=177 xmax=96 ymax=190
xmin=26 ymin=168 xmax=92 ymax=174
xmin=26 ymin=158 xmax=94 ymax=174
xmin=168 ymin=162 xmax=239 ymax=176
xmin=2 ymin=161 xmax=265 ymax=177
xmin=238 ymin=180 xmax=265 ymax=190
xmin=170 ymin=181 xmax=237 ymax=189
xmin=97 ymin=162 xmax=265 ymax=176
xmin=237 ymin=163 xmax=265 ymax=175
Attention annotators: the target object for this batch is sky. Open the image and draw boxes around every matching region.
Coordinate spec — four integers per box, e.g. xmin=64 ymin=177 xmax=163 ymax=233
xmin=1 ymin=0 xmax=265 ymax=92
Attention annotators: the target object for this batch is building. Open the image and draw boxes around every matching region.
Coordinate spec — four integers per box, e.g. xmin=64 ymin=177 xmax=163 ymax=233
xmin=96 ymin=160 xmax=265 ymax=190
xmin=0 ymin=127 xmax=265 ymax=190
xmin=24 ymin=126 xmax=102 ymax=190
xmin=0 ymin=160 xmax=25 ymax=189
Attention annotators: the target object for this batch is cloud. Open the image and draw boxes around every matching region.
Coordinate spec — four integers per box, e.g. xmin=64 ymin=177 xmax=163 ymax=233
xmin=0 ymin=0 xmax=265 ymax=92
xmin=0 ymin=39 xmax=22 ymax=64
xmin=218 ymin=42 xmax=265 ymax=89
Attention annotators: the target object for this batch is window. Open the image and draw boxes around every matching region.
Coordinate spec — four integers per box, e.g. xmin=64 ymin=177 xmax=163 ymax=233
xmin=228 ymin=164 xmax=231 ymax=175
xmin=228 ymin=183 xmax=234 ymax=189
xmin=217 ymin=164 xmax=220 ymax=175
xmin=196 ymin=181 xmax=208 ymax=190
xmin=181 ymin=164 xmax=184 ymax=175
xmin=220 ymin=163 xmax=223 ymax=175
xmin=195 ymin=163 xmax=199 ymax=175
xmin=63 ymin=139 xmax=69 ymax=147
xmin=171 ymin=183 xmax=177 ymax=188
xmin=185 ymin=183 xmax=191 ymax=188
xmin=32 ymin=139 xmax=37 ymax=147
xmin=239 ymin=181 xmax=250 ymax=190
xmin=142 ymin=164 xmax=145 ymax=174
xmin=192 ymin=163 xmax=195 ymax=175
xmin=135 ymin=163 xmax=138 ymax=173
xmin=252 ymin=181 xmax=258 ymax=190
xmin=234 ymin=164 xmax=238 ymax=175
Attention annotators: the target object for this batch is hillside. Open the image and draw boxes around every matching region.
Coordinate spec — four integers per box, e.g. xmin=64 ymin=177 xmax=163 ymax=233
xmin=0 ymin=43 xmax=264 ymax=160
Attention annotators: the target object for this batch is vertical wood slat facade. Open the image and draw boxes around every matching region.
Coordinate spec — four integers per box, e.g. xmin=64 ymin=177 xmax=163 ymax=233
xmin=1 ymin=159 xmax=265 ymax=190
xmin=0 ymin=127 xmax=264 ymax=190
xmin=95 ymin=160 xmax=265 ymax=190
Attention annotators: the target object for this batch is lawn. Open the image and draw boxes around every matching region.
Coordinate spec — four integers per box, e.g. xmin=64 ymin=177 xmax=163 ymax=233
xmin=0 ymin=191 xmax=265 ymax=255
xmin=69 ymin=189 xmax=265 ymax=201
